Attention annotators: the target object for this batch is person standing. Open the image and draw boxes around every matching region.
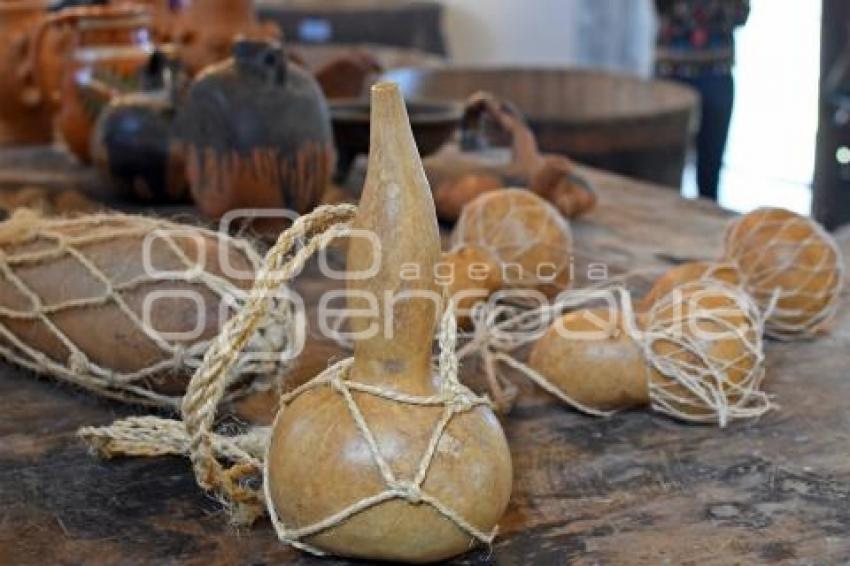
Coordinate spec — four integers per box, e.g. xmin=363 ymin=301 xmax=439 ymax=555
xmin=655 ymin=0 xmax=750 ymax=201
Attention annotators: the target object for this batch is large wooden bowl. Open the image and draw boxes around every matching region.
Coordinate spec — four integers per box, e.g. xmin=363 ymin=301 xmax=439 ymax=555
xmin=382 ymin=67 xmax=699 ymax=188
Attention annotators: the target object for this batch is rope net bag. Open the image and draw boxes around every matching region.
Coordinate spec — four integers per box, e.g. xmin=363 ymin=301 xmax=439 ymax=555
xmin=451 ymin=188 xmax=574 ymax=298
xmin=0 ymin=209 xmax=288 ymax=408
xmin=459 ymin=281 xmax=773 ymax=426
xmin=639 ymin=280 xmax=772 ymax=426
xmin=724 ymin=207 xmax=846 ymax=340
xmin=81 ymin=204 xmax=357 ymax=524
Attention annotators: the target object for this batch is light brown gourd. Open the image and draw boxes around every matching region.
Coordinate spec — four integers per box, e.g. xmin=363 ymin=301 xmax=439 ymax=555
xmin=266 ymin=83 xmax=512 ymax=562
xmin=723 ymin=207 xmax=845 ymax=339
xmin=640 ymin=261 xmax=741 ymax=310
xmin=440 ymin=244 xmax=504 ymax=328
xmin=452 ymin=188 xmax=573 ymax=298
xmin=0 ymin=209 xmax=281 ymax=406
xmin=528 ymin=282 xmax=772 ymax=425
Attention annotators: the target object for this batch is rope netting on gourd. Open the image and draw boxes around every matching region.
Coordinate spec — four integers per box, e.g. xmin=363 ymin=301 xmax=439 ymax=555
xmin=81 ymin=204 xmax=501 ymax=548
xmin=456 ymin=282 xmax=774 ymax=426
xmin=724 ymin=208 xmax=846 ymax=340
xmin=0 ymin=210 xmax=289 ymax=408
xmin=451 ymin=188 xmax=574 ymax=297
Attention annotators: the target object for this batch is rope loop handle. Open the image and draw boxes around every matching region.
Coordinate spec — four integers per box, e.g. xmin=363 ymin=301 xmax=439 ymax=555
xmin=180 ymin=204 xmax=356 ymax=520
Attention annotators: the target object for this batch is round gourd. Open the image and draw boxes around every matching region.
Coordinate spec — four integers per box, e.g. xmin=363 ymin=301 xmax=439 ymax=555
xmin=266 ymin=83 xmax=512 ymax=562
xmin=441 ymin=244 xmax=504 ymax=328
xmin=724 ymin=207 xmax=844 ymax=339
xmin=433 ymin=173 xmax=502 ymax=223
xmin=640 ymin=261 xmax=741 ymax=310
xmin=451 ymin=189 xmax=573 ymax=298
xmin=529 ymin=282 xmax=770 ymax=425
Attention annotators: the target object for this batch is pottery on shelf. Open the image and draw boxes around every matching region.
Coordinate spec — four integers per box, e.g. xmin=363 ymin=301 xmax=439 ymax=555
xmin=0 ymin=0 xmax=53 ymax=145
xmin=177 ymin=39 xmax=335 ymax=218
xmin=91 ymin=51 xmax=189 ymax=204
xmin=171 ymin=0 xmax=280 ymax=76
xmin=30 ymin=3 xmax=155 ymax=162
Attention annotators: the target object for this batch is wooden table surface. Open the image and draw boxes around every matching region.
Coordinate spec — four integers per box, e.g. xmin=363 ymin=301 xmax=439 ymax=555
xmin=2 ymin=147 xmax=850 ymax=565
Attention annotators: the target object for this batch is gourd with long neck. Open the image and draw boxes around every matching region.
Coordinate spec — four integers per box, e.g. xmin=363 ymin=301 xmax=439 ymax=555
xmin=266 ymin=83 xmax=512 ymax=563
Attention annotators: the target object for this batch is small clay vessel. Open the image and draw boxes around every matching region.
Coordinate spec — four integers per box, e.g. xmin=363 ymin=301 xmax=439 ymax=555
xmin=29 ymin=3 xmax=155 ymax=162
xmin=91 ymin=51 xmax=190 ymax=203
xmin=171 ymin=0 xmax=280 ymax=76
xmin=0 ymin=0 xmax=53 ymax=145
xmin=267 ymin=83 xmax=512 ymax=562
xmin=426 ymin=92 xmax=597 ymax=223
xmin=178 ymin=39 xmax=335 ymax=218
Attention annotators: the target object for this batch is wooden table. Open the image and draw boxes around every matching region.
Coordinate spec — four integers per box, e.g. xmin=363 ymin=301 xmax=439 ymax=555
xmin=1 ymin=148 xmax=850 ymax=564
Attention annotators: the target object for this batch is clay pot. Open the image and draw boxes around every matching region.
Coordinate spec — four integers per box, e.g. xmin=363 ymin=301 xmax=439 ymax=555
xmin=30 ymin=4 xmax=155 ymax=162
xmin=177 ymin=39 xmax=335 ymax=218
xmin=0 ymin=0 xmax=53 ymax=145
xmin=425 ymin=92 xmax=597 ymax=223
xmin=171 ymin=0 xmax=280 ymax=76
xmin=91 ymin=51 xmax=190 ymax=204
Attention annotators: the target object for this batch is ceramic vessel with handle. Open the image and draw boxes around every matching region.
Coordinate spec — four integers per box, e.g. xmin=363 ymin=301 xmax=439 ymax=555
xmin=177 ymin=39 xmax=335 ymax=218
xmin=29 ymin=3 xmax=155 ymax=161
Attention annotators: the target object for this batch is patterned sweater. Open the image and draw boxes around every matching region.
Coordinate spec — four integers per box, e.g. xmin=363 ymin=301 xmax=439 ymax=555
xmin=655 ymin=0 xmax=750 ymax=77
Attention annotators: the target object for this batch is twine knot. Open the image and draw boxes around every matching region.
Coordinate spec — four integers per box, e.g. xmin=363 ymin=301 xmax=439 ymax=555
xmin=446 ymin=387 xmax=474 ymax=413
xmin=172 ymin=345 xmax=187 ymax=369
xmin=68 ymin=350 xmax=89 ymax=375
xmin=391 ymin=480 xmax=423 ymax=504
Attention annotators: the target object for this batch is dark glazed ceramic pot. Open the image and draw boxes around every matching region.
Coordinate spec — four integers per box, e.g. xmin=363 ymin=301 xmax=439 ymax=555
xmin=91 ymin=52 xmax=189 ymax=204
xmin=178 ymin=39 xmax=335 ymax=218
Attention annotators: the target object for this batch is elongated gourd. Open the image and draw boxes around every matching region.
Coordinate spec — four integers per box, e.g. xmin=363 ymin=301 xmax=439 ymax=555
xmin=266 ymin=83 xmax=512 ymax=562
xmin=0 ymin=209 xmax=271 ymax=405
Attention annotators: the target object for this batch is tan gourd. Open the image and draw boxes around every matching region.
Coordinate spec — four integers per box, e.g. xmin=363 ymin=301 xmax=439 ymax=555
xmin=266 ymin=83 xmax=512 ymax=562
xmin=528 ymin=282 xmax=771 ymax=425
xmin=723 ymin=207 xmax=845 ymax=339
xmin=440 ymin=244 xmax=504 ymax=328
xmin=640 ymin=261 xmax=741 ymax=310
xmin=452 ymin=188 xmax=573 ymax=298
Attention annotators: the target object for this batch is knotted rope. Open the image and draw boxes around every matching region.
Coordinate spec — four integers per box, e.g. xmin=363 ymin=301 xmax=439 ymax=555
xmin=81 ymin=204 xmax=356 ymax=524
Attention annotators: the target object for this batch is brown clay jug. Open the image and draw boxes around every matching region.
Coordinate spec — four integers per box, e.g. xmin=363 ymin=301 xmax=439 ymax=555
xmin=171 ymin=0 xmax=280 ymax=76
xmin=0 ymin=0 xmax=53 ymax=145
xmin=177 ymin=39 xmax=334 ymax=219
xmin=29 ymin=4 xmax=155 ymax=162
